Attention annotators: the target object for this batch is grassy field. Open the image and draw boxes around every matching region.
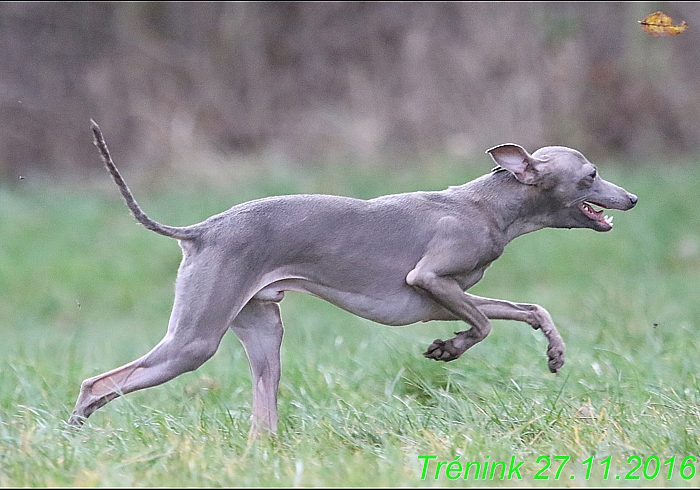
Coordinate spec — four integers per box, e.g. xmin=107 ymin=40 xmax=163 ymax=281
xmin=2 ymin=153 xmax=700 ymax=486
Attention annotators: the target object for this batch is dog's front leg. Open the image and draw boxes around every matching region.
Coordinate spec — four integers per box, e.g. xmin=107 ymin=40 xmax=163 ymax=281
xmin=406 ymin=268 xmax=492 ymax=362
xmin=464 ymin=293 xmax=565 ymax=373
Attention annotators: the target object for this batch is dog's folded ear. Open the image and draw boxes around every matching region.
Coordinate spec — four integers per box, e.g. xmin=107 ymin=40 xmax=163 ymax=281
xmin=486 ymin=144 xmax=545 ymax=185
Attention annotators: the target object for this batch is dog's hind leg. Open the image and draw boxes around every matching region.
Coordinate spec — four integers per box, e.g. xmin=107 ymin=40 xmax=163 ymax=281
xmin=68 ymin=264 xmax=240 ymax=427
xmin=230 ymin=299 xmax=284 ymax=439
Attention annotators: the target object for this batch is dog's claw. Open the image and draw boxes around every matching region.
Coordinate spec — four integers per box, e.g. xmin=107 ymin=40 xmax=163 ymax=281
xmin=66 ymin=413 xmax=86 ymax=429
xmin=423 ymin=339 xmax=441 ymax=356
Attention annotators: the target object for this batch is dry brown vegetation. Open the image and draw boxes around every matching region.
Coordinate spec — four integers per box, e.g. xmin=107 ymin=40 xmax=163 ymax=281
xmin=1 ymin=2 xmax=699 ymax=178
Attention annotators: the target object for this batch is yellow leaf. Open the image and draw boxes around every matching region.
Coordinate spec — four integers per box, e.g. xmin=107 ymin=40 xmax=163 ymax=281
xmin=638 ymin=11 xmax=688 ymax=37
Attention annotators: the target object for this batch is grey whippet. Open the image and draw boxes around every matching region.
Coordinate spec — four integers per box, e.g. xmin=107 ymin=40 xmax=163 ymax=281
xmin=68 ymin=121 xmax=637 ymax=437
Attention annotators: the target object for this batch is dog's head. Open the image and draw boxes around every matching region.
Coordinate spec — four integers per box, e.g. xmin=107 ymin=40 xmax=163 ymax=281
xmin=487 ymin=144 xmax=638 ymax=232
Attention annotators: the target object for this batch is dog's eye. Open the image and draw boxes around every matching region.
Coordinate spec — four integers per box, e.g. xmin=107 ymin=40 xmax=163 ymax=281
xmin=588 ymin=168 xmax=597 ymax=179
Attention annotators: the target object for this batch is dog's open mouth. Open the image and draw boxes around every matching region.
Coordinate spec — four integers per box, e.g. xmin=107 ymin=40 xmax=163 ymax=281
xmin=579 ymin=201 xmax=613 ymax=228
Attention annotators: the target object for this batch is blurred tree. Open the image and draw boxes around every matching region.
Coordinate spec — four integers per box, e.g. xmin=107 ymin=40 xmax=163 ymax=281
xmin=0 ymin=2 xmax=698 ymax=179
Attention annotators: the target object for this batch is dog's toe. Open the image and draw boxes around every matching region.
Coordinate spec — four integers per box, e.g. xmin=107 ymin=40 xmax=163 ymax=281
xmin=423 ymin=339 xmax=444 ymax=358
xmin=423 ymin=339 xmax=452 ymax=360
xmin=66 ymin=413 xmax=86 ymax=428
xmin=423 ymin=338 xmax=460 ymax=362
xmin=547 ymin=348 xmax=565 ymax=373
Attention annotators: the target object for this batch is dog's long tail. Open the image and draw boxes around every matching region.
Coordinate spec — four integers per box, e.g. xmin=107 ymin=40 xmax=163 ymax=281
xmin=90 ymin=120 xmax=198 ymax=241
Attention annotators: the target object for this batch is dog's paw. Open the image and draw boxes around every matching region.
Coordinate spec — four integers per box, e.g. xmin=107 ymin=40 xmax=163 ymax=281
xmin=546 ymin=345 xmax=565 ymax=374
xmin=423 ymin=338 xmax=461 ymax=362
xmin=66 ymin=413 xmax=86 ymax=429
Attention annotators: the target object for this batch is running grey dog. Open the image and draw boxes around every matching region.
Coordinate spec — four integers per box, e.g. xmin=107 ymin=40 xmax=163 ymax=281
xmin=68 ymin=121 xmax=637 ymax=437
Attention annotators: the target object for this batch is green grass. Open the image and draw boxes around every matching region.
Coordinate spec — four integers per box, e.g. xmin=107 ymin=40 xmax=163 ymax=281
xmin=2 ymin=155 xmax=700 ymax=486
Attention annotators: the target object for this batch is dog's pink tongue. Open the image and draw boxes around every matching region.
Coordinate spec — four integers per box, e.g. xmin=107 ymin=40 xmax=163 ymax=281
xmin=580 ymin=202 xmax=603 ymax=219
xmin=580 ymin=202 xmax=613 ymax=229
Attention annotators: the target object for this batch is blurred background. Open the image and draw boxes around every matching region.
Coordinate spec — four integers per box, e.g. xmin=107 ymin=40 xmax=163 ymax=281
xmin=0 ymin=1 xmax=698 ymax=180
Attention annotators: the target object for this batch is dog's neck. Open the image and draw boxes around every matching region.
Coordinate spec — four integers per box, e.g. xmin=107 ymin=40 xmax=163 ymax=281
xmin=448 ymin=171 xmax=555 ymax=243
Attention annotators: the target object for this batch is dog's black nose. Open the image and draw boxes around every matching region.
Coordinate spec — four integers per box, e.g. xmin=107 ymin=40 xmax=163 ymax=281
xmin=628 ymin=193 xmax=638 ymax=207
